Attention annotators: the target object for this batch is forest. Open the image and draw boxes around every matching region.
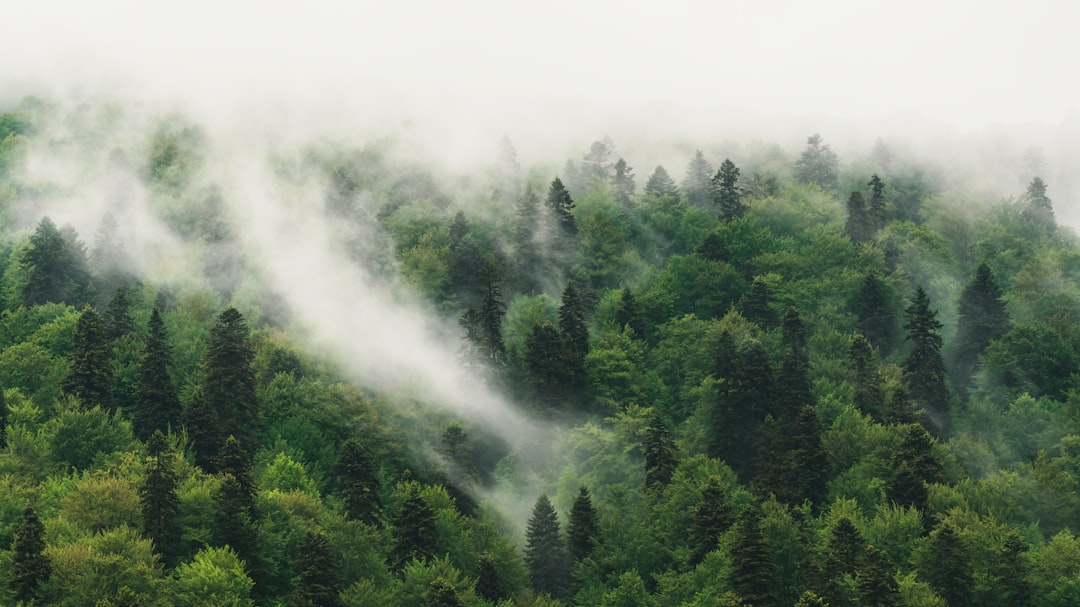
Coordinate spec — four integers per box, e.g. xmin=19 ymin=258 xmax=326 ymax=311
xmin=0 ymin=95 xmax=1078 ymax=607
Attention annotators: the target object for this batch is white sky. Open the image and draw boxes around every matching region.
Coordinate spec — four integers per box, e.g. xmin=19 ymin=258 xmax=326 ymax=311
xmin=3 ymin=0 xmax=1076 ymax=135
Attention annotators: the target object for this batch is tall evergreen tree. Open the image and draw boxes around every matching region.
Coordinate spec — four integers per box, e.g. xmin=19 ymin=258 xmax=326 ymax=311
xmin=546 ymin=177 xmax=577 ymax=237
xmin=582 ymin=140 xmax=614 ymax=186
xmin=994 ymin=531 xmax=1031 ymax=607
xmin=712 ymin=159 xmax=745 ymax=221
xmin=524 ymin=493 xmax=569 ymax=599
xmin=204 ymin=307 xmax=259 ymax=456
xmin=868 ymin=174 xmax=887 ymax=232
xmin=787 ymin=405 xmax=828 ymax=507
xmin=183 ymin=386 xmax=219 ymax=471
xmin=729 ymin=506 xmax=778 ymax=607
xmin=62 ymin=305 xmax=114 ymax=410
xmin=740 ymin=278 xmax=778 ymax=329
xmin=688 ymin=476 xmax=735 ymax=566
xmin=845 ymin=191 xmax=873 ymax=243
xmin=644 ymin=411 xmax=678 ymax=491
xmin=524 ymin=321 xmax=565 ymax=409
xmin=794 ymin=134 xmax=839 ymax=189
xmin=0 ymin=387 xmax=7 ymax=449
xmin=858 ymin=545 xmax=902 ymax=607
xmin=425 ymin=579 xmax=466 ymax=607
xmin=389 ymin=485 xmax=438 ymax=571
xmin=849 ymin=335 xmax=885 ymax=419
xmin=777 ymin=308 xmax=811 ymax=422
xmin=218 ymin=435 xmax=257 ymax=517
xmin=923 ymin=523 xmax=972 ymax=607
xmin=854 ymin=274 xmax=899 ymax=355
xmin=1022 ymin=176 xmax=1055 ymax=233
xmin=90 ymin=212 xmax=134 ymax=303
xmin=10 ymin=506 xmax=51 ymax=604
xmin=821 ymin=517 xmax=866 ymax=606
xmin=611 ymin=157 xmax=636 ymax=208
xmin=567 ymin=486 xmax=600 ymax=563
xmin=682 ymin=150 xmax=714 ymax=208
xmin=289 ymin=531 xmax=345 ymax=607
xmin=20 ymin=216 xmax=89 ymax=306
xmin=903 ymin=286 xmax=950 ymax=436
xmin=475 ymin=554 xmax=508 ymax=603
xmin=133 ymin=307 xmax=182 ymax=440
xmin=103 ymin=286 xmax=135 ymax=341
xmin=613 ymin=288 xmax=644 ymax=338
xmin=140 ymin=430 xmax=182 ymax=568
xmin=460 ymin=262 xmax=507 ymax=368
xmin=557 ymin=282 xmax=590 ymax=404
xmin=513 ymin=184 xmax=544 ymax=294
xmin=712 ymin=339 xmax=774 ymax=480
xmin=951 ymin=262 xmax=1008 ymax=392
xmin=213 ymin=474 xmax=263 ymax=592
xmin=335 ymin=437 xmax=381 ymax=525
xmin=886 ymin=425 xmax=941 ymax=511
xmin=643 ymin=165 xmax=679 ymax=199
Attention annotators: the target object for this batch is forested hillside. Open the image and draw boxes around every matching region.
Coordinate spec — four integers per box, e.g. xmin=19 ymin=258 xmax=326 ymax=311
xmin=2 ymin=96 xmax=1080 ymax=607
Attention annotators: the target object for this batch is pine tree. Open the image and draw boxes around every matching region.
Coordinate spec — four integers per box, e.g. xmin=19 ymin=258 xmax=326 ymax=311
xmin=850 ymin=335 xmax=885 ymax=419
xmin=903 ymin=286 xmax=950 ymax=436
xmin=688 ymin=476 xmax=734 ymax=566
xmin=546 ymin=177 xmax=577 ymax=237
xmin=389 ymin=485 xmax=438 ymax=571
xmin=682 ymin=150 xmax=714 ymax=208
xmin=289 ymin=531 xmax=345 ymax=607
xmin=133 ymin=307 xmax=182 ymax=441
xmin=713 ymin=159 xmax=745 ymax=221
xmin=1022 ymin=176 xmax=1055 ymax=233
xmin=794 ymin=134 xmax=839 ymax=189
xmin=460 ymin=262 xmax=507 ymax=368
xmin=524 ymin=493 xmax=570 ymax=599
xmin=845 ymin=191 xmax=872 ymax=243
xmin=787 ymin=405 xmax=828 ymax=507
xmin=951 ymin=262 xmax=1008 ymax=392
xmin=854 ymin=274 xmax=899 ymax=355
xmin=10 ymin=506 xmax=51 ymax=604
xmin=567 ymin=486 xmax=600 ymax=563
xmin=611 ymin=157 xmax=636 ymax=208
xmin=643 ymin=165 xmax=679 ymax=200
xmin=886 ymin=425 xmax=941 ymax=511
xmin=924 ymin=523 xmax=972 ymax=607
xmin=729 ymin=506 xmax=777 ymax=607
xmin=140 ymin=430 xmax=182 ymax=568
xmin=868 ymin=174 xmax=887 ymax=232
xmin=204 ymin=307 xmax=259 ymax=456
xmin=643 ymin=411 xmax=678 ymax=491
xmin=335 ymin=438 xmax=382 ymax=524
xmin=62 ymin=305 xmax=114 ymax=410
xmin=218 ymin=435 xmax=257 ymax=516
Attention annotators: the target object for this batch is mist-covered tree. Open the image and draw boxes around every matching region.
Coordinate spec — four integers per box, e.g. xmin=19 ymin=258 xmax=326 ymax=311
xmin=524 ymin=321 xmax=564 ymax=409
xmin=525 ymin=492 xmax=569 ymax=598
xmin=568 ymin=485 xmax=600 ymax=563
xmin=10 ymin=506 xmax=51 ymax=604
xmin=140 ymin=430 xmax=182 ymax=568
xmin=794 ymin=133 xmax=839 ymax=189
xmin=557 ymin=282 xmax=590 ymax=404
xmin=611 ymin=157 xmax=636 ymax=208
xmin=582 ymin=140 xmax=614 ymax=186
xmin=854 ymin=273 xmax=899 ymax=356
xmin=844 ymin=191 xmax=873 ymax=243
xmin=546 ymin=177 xmax=577 ymax=237
xmin=335 ymin=437 xmax=382 ymax=525
xmin=688 ymin=476 xmax=734 ymax=566
xmin=460 ymin=262 xmax=507 ymax=369
xmin=62 ymin=305 xmax=114 ymax=410
xmin=132 ymin=307 xmax=182 ymax=440
xmin=513 ymin=184 xmax=544 ymax=294
xmin=1022 ymin=176 xmax=1055 ymax=233
xmin=682 ymin=150 xmax=714 ymax=208
xmin=90 ymin=212 xmax=134 ymax=303
xmin=643 ymin=165 xmax=679 ymax=199
xmin=204 ymin=307 xmax=259 ymax=457
xmin=19 ymin=216 xmax=91 ymax=306
xmin=390 ymin=485 xmax=438 ymax=571
xmin=712 ymin=158 xmax=745 ymax=221
xmin=868 ymin=174 xmax=887 ymax=232
xmin=289 ymin=531 xmax=344 ymax=607
xmin=643 ymin=411 xmax=678 ymax=491
xmin=951 ymin=262 xmax=1008 ymax=392
xmin=849 ymin=335 xmax=885 ymax=419
xmin=903 ymin=286 xmax=950 ymax=435
xmin=103 ymin=286 xmax=135 ymax=341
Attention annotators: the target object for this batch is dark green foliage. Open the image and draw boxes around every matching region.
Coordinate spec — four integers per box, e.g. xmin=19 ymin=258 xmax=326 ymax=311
xmin=993 ymin=531 xmax=1030 ymax=607
xmin=132 ymin=308 xmax=182 ymax=440
xmin=613 ymin=288 xmax=644 ymax=338
xmin=546 ymin=177 xmax=577 ymax=237
xmin=460 ymin=264 xmax=506 ymax=368
xmin=204 ymin=307 xmax=259 ymax=457
xmin=513 ymin=184 xmax=544 ymax=294
xmin=729 ymin=506 xmax=777 ymax=607
xmin=951 ymin=262 xmax=1008 ymax=392
xmin=218 ymin=435 xmax=257 ymax=516
xmin=336 ymin=438 xmax=382 ymax=525
xmin=923 ymin=522 xmax=972 ymax=607
xmin=390 ymin=486 xmax=438 ymax=571
xmin=794 ymin=133 xmax=839 ymax=189
xmin=868 ymin=174 xmax=887 ymax=232
xmin=688 ymin=476 xmax=734 ymax=566
xmin=844 ymin=191 xmax=873 ymax=243
xmin=425 ymin=578 xmax=465 ymax=607
xmin=20 ymin=216 xmax=90 ymax=306
xmin=696 ymin=230 xmax=731 ymax=263
xmin=103 ymin=286 xmax=135 ymax=341
xmin=213 ymin=474 xmax=262 ymax=589
xmin=712 ymin=339 xmax=774 ymax=480
xmin=643 ymin=412 xmax=678 ymax=491
xmin=902 ymin=286 xmax=950 ymax=436
xmin=682 ymin=150 xmax=714 ymax=208
xmin=854 ymin=273 xmax=899 ymax=355
xmin=523 ymin=321 xmax=565 ymax=408
xmin=62 ymin=305 xmax=114 ymax=410
xmin=712 ymin=159 xmax=745 ymax=221
xmin=476 ymin=554 xmax=508 ymax=603
xmin=886 ymin=425 xmax=941 ymax=511
xmin=821 ymin=517 xmax=866 ymax=606
xmin=850 ymin=335 xmax=885 ymax=419
xmin=785 ymin=406 xmax=828 ymax=506
xmin=289 ymin=531 xmax=344 ymax=607
xmin=10 ymin=506 xmax=51 ymax=604
xmin=182 ymin=387 xmax=219 ymax=471
xmin=140 ymin=431 xmax=182 ymax=568
xmin=643 ymin=165 xmax=679 ymax=199
xmin=740 ymin=278 xmax=778 ymax=329
xmin=0 ymin=387 xmax=7 ymax=449
xmin=568 ymin=486 xmax=599 ymax=563
xmin=777 ymin=308 xmax=811 ymax=421
xmin=612 ymin=157 xmax=636 ymax=208
xmin=857 ymin=545 xmax=901 ymax=607
xmin=1022 ymin=176 xmax=1055 ymax=233
xmin=525 ymin=493 xmax=569 ymax=599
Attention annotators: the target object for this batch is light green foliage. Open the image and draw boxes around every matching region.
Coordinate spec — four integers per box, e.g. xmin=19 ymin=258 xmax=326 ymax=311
xmin=170 ymin=546 xmax=254 ymax=607
xmin=585 ymin=326 xmax=645 ymax=411
xmin=862 ymin=502 xmax=924 ymax=569
xmin=397 ymin=556 xmax=478 ymax=607
xmin=45 ymin=400 xmax=137 ymax=472
xmin=0 ymin=341 xmax=66 ymax=409
xmin=502 ymin=293 xmax=558 ymax=365
xmin=259 ymin=451 xmax=320 ymax=497
xmin=59 ymin=474 xmax=142 ymax=535
xmin=44 ymin=525 xmax=164 ymax=607
xmin=599 ymin=570 xmax=655 ymax=607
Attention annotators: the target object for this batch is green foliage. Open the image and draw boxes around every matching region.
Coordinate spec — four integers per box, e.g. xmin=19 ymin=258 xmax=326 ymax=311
xmin=46 ymin=401 xmax=137 ymax=471
xmin=525 ymin=493 xmax=570 ymax=599
xmin=170 ymin=545 xmax=254 ymax=607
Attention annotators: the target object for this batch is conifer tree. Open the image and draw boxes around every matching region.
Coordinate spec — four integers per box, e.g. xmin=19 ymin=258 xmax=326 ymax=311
xmin=857 ymin=545 xmax=901 ymax=607
xmin=712 ymin=339 xmax=774 ymax=480
xmin=995 ymin=531 xmax=1031 ymax=607
xmin=643 ymin=411 xmax=678 ymax=491
xmin=103 ymin=286 xmax=135 ymax=341
xmin=460 ymin=263 xmax=507 ymax=368
xmin=868 ymin=174 xmax=887 ymax=232
xmin=729 ymin=506 xmax=777 ymax=607
xmin=740 ymin=278 xmax=778 ymax=329
xmin=183 ymin=386 xmax=219 ymax=471
xmin=513 ymin=184 xmax=543 ymax=294
xmin=712 ymin=159 xmax=745 ymax=221
xmin=62 ymin=305 xmax=114 ymax=410
xmin=546 ymin=177 xmax=577 ymax=237
xmin=568 ymin=486 xmax=600 ymax=563
xmin=1022 ymin=176 xmax=1055 ymax=233
xmin=204 ymin=307 xmax=259 ymax=456
xmin=218 ymin=435 xmax=257 ymax=516
xmin=524 ymin=493 xmax=569 ymax=599
xmin=951 ymin=262 xmax=1008 ymax=392
xmin=689 ymin=476 xmax=734 ymax=566
xmin=140 ymin=430 xmax=182 ymax=568
xmin=822 ymin=517 xmax=866 ymax=605
xmin=777 ymin=308 xmax=811 ymax=422
xmin=903 ymin=286 xmax=950 ymax=435
xmin=696 ymin=231 xmax=731 ymax=263
xmin=425 ymin=579 xmax=465 ymax=607
xmin=90 ymin=212 xmax=134 ymax=302
xmin=611 ymin=157 xmax=636 ymax=208
xmin=476 ymin=554 xmax=508 ymax=603
xmin=613 ymin=288 xmax=644 ymax=338
xmin=133 ymin=307 xmax=182 ymax=440
xmin=335 ymin=438 xmax=381 ymax=525
xmin=886 ymin=425 xmax=941 ymax=511
xmin=524 ymin=322 xmax=564 ymax=409
xmin=855 ymin=274 xmax=899 ymax=355
xmin=390 ymin=486 xmax=438 ymax=571
xmin=10 ymin=506 xmax=51 ymax=604
xmin=923 ymin=522 xmax=972 ymax=607
xmin=557 ymin=282 xmax=590 ymax=403
xmin=20 ymin=216 xmax=89 ymax=306
xmin=289 ymin=531 xmax=344 ymax=607
xmin=845 ymin=191 xmax=872 ymax=243
xmin=787 ymin=405 xmax=828 ymax=506
xmin=643 ymin=165 xmax=679 ymax=199
xmin=214 ymin=474 xmax=263 ymax=592
xmin=850 ymin=335 xmax=885 ymax=419
xmin=682 ymin=150 xmax=714 ymax=208
xmin=794 ymin=134 xmax=839 ymax=189
xmin=0 ymin=387 xmax=7 ymax=449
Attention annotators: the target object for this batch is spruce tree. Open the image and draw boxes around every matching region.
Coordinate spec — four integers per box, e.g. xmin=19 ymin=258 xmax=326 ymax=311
xmin=794 ymin=134 xmax=839 ymax=189
xmin=1022 ymin=176 xmax=1055 ymax=233
xmin=868 ymin=174 xmax=887 ymax=232
xmin=476 ymin=554 xmax=508 ymax=603
xmin=712 ymin=159 xmax=745 ymax=221
xmin=289 ymin=531 xmax=344 ymax=607
xmin=20 ymin=216 xmax=88 ymax=306
xmin=425 ymin=579 xmax=465 ymax=607
xmin=729 ymin=506 xmax=777 ymax=607
xmin=183 ymin=386 xmax=219 ymax=471
xmin=857 ymin=545 xmax=901 ymax=607
xmin=546 ymin=177 xmax=577 ymax=237
xmin=218 ymin=435 xmax=257 ymax=517
xmin=557 ymin=282 xmax=589 ymax=405
xmin=740 ymin=278 xmax=778 ymax=329
xmin=62 ymin=305 xmax=114 ymax=410
xmin=133 ymin=307 xmax=182 ymax=440
xmin=845 ymin=191 xmax=872 ymax=243
xmin=10 ymin=506 xmax=51 ymax=604
xmin=213 ymin=474 xmax=262 ymax=592
xmin=513 ymin=184 xmax=543 ymax=294
xmin=204 ymin=307 xmax=259 ymax=456
xmin=611 ymin=157 xmax=636 ymax=208
xmin=140 ymin=430 xmax=182 ymax=568
xmin=103 ymin=286 xmax=135 ymax=341
xmin=682 ymin=150 xmax=714 ymax=208
xmin=643 ymin=165 xmax=679 ymax=199
xmin=924 ymin=523 xmax=972 ymax=607
xmin=854 ymin=274 xmax=899 ymax=355
xmin=0 ymin=387 xmax=7 ymax=449
xmin=389 ymin=486 xmax=438 ymax=571
xmin=335 ymin=438 xmax=381 ymax=525
xmin=712 ymin=339 xmax=774 ymax=480
xmin=849 ymin=335 xmax=885 ymax=419
xmin=696 ymin=231 xmax=731 ymax=263
xmin=567 ymin=486 xmax=600 ymax=563
xmin=613 ymin=288 xmax=644 ymax=338
xmin=643 ymin=411 xmax=678 ymax=491
xmin=822 ymin=517 xmax=866 ymax=606
xmin=524 ymin=493 xmax=569 ymax=599
xmin=777 ymin=308 xmax=811 ymax=422
xmin=524 ymin=322 xmax=565 ymax=409
xmin=951 ymin=262 xmax=1008 ymax=392
xmin=688 ymin=476 xmax=734 ymax=566
xmin=995 ymin=531 xmax=1031 ymax=607
xmin=902 ymin=286 xmax=950 ymax=436
xmin=886 ymin=425 xmax=941 ymax=511
xmin=787 ymin=405 xmax=828 ymax=507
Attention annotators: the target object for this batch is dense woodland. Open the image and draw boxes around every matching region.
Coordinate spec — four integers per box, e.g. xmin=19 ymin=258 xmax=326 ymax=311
xmin=1 ymin=96 xmax=1079 ymax=607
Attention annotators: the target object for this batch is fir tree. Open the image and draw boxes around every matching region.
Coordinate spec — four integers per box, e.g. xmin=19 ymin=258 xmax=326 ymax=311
xmin=20 ymin=216 xmax=89 ymax=306
xmin=476 ymin=554 xmax=508 ymax=603
xmin=425 ymin=579 xmax=465 ymax=607
xmin=951 ymin=262 xmax=1008 ymax=392
xmin=582 ymin=140 xmax=614 ymax=186
xmin=822 ymin=517 xmax=866 ymax=606
xmin=868 ymin=174 xmax=887 ymax=232
xmin=845 ymin=191 xmax=872 ymax=243
xmin=903 ymin=286 xmax=950 ymax=436
xmin=611 ymin=157 xmax=636 ymax=208
xmin=1022 ymin=176 xmax=1055 ymax=233
xmin=460 ymin=262 xmax=507 ymax=368
xmin=850 ymin=335 xmax=885 ymax=419
xmin=854 ymin=274 xmax=899 ymax=355
xmin=204 ymin=307 xmax=259 ymax=456
xmin=643 ymin=411 xmax=678 ymax=491
xmin=712 ymin=339 xmax=774 ymax=480
xmin=688 ymin=476 xmax=734 ymax=566
xmin=567 ymin=486 xmax=600 ymax=563
xmin=132 ymin=307 xmax=182 ymax=440
xmin=729 ymin=506 xmax=777 ymax=607
xmin=886 ymin=425 xmax=941 ymax=511
xmin=0 ymin=387 xmax=7 ymax=449
xmin=10 ymin=506 xmax=51 ymax=604
xmin=513 ymin=184 xmax=543 ymax=294
xmin=557 ymin=282 xmax=590 ymax=404
xmin=524 ymin=322 xmax=565 ymax=409
xmin=336 ymin=438 xmax=381 ymax=525
xmin=696 ymin=231 xmax=731 ymax=263
xmin=390 ymin=486 xmax=438 ymax=571
xmin=62 ymin=305 xmax=114 ymax=410
xmin=183 ymin=386 xmax=219 ymax=471
xmin=924 ymin=523 xmax=972 ymax=607
xmin=740 ymin=278 xmax=778 ymax=329
xmin=546 ymin=177 xmax=577 ymax=237
xmin=140 ymin=430 xmax=182 ymax=568
xmin=643 ymin=165 xmax=679 ymax=199
xmin=682 ymin=150 xmax=714 ymax=208
xmin=217 ymin=435 xmax=257 ymax=517
xmin=524 ymin=493 xmax=569 ymax=599
xmin=213 ymin=474 xmax=263 ymax=592
xmin=787 ymin=405 xmax=828 ymax=507
xmin=857 ymin=545 xmax=901 ymax=607
xmin=90 ymin=212 xmax=134 ymax=302
xmin=289 ymin=531 xmax=344 ymax=607
xmin=613 ymin=288 xmax=644 ymax=338
xmin=794 ymin=134 xmax=839 ymax=189
xmin=103 ymin=286 xmax=135 ymax=341
xmin=713 ymin=159 xmax=745 ymax=221
xmin=994 ymin=531 xmax=1031 ymax=607
xmin=777 ymin=308 xmax=811 ymax=422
